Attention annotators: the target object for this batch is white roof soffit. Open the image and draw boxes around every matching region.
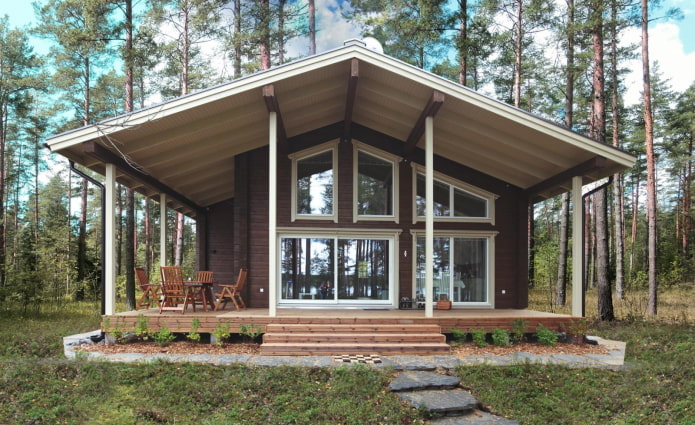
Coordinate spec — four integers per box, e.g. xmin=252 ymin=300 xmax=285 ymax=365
xmin=46 ymin=43 xmax=635 ymax=214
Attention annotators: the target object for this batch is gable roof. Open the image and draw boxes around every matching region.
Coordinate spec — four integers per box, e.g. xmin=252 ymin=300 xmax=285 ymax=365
xmin=46 ymin=41 xmax=635 ymax=217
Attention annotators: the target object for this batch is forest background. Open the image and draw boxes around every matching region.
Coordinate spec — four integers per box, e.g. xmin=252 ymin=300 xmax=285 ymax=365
xmin=0 ymin=0 xmax=693 ymax=320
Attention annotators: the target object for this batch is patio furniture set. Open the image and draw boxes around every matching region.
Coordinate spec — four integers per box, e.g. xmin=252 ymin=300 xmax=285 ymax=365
xmin=135 ymin=266 xmax=248 ymax=313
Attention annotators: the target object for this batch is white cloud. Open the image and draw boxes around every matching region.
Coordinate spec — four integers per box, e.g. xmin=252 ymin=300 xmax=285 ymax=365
xmin=622 ymin=22 xmax=695 ymax=105
xmin=286 ymin=0 xmax=361 ymax=57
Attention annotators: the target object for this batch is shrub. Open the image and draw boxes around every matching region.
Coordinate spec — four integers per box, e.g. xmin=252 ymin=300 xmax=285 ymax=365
xmin=239 ymin=323 xmax=263 ymax=343
xmin=449 ymin=328 xmax=467 ymax=347
xmin=135 ymin=314 xmax=150 ymax=341
xmin=491 ymin=328 xmax=511 ymax=347
xmin=212 ymin=321 xmax=230 ymax=346
xmin=510 ymin=318 xmax=528 ymax=344
xmin=470 ymin=329 xmax=488 ymax=347
xmin=187 ymin=318 xmax=201 ymax=342
xmin=153 ymin=326 xmax=175 ymax=346
xmin=535 ymin=325 xmax=558 ymax=346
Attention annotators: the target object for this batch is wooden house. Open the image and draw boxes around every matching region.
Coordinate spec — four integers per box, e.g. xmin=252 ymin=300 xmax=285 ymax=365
xmin=46 ymin=41 xmax=634 ymax=342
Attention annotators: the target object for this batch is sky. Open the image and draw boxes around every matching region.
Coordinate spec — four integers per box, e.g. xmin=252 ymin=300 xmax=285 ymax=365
xmin=1 ymin=0 xmax=694 ymax=107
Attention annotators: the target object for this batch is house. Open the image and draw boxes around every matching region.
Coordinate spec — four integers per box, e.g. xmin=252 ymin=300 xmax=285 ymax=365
xmin=46 ymin=40 xmax=635 ymax=324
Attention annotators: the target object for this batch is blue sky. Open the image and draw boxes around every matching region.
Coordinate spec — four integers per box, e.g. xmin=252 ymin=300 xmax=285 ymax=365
xmin=2 ymin=0 xmax=694 ymax=104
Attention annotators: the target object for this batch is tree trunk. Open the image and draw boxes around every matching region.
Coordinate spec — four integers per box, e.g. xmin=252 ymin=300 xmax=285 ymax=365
xmin=124 ymin=0 xmax=136 ymax=310
xmin=76 ymin=178 xmax=88 ymax=300
xmin=556 ymin=0 xmax=575 ymax=307
xmin=610 ymin=0 xmax=625 ymax=300
xmin=513 ymin=0 xmax=522 ymax=108
xmin=590 ymin=0 xmax=613 ymax=321
xmin=175 ymin=213 xmax=184 ymax=267
xmin=260 ymin=0 xmax=271 ymax=70
xmin=458 ymin=0 xmax=467 ymax=86
xmin=642 ymin=0 xmax=658 ymax=316
xmin=308 ymin=0 xmax=316 ymax=55
xmin=145 ymin=197 xmax=151 ymax=276
xmin=233 ymin=0 xmax=242 ymax=76
xmin=278 ymin=0 xmax=286 ymax=64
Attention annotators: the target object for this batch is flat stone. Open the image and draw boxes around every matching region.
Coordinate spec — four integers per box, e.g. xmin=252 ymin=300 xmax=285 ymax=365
xmin=462 ymin=355 xmax=514 ymax=366
xmin=551 ymin=354 xmax=600 ymax=365
xmin=430 ymin=355 xmax=465 ymax=370
xmin=396 ymin=389 xmax=478 ymax=414
xmin=431 ymin=409 xmax=520 ymax=425
xmin=507 ymin=352 xmax=550 ymax=364
xmin=385 ymin=356 xmax=438 ymax=370
xmin=249 ymin=356 xmax=299 ymax=366
xmin=390 ymin=371 xmax=460 ymax=392
xmin=213 ymin=354 xmax=252 ymax=365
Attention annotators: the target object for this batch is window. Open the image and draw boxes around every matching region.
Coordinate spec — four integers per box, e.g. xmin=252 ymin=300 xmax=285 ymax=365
xmin=412 ymin=231 xmax=496 ymax=306
xmin=278 ymin=230 xmax=397 ymax=305
xmin=353 ymin=143 xmax=399 ymax=222
xmin=413 ymin=166 xmax=496 ymax=223
xmin=291 ymin=142 xmax=338 ymax=222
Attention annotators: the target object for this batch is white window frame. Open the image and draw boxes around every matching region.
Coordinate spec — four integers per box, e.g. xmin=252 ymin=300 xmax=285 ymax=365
xmin=410 ymin=229 xmax=497 ymax=308
xmin=276 ymin=227 xmax=401 ymax=308
xmin=353 ymin=141 xmax=400 ymax=223
xmin=289 ymin=141 xmax=339 ymax=223
xmin=411 ymin=163 xmax=497 ymax=225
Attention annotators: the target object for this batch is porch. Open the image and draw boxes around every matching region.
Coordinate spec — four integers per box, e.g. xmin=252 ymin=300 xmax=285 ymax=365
xmin=103 ymin=307 xmax=575 ymax=335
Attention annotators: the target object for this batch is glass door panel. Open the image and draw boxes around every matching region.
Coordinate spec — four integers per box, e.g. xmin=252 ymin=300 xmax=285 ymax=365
xmin=280 ymin=237 xmax=334 ymax=301
xmin=337 ymin=239 xmax=389 ymax=301
xmin=415 ymin=237 xmax=450 ymax=300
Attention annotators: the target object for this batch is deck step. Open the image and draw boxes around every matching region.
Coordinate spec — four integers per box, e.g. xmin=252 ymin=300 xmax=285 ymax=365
xmin=260 ymin=323 xmax=449 ymax=356
xmin=264 ymin=324 xmax=442 ymax=333
xmin=259 ymin=342 xmax=450 ymax=356
xmin=263 ymin=332 xmax=446 ymax=344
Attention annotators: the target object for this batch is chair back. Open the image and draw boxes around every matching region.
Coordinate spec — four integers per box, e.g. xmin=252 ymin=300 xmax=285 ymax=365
xmin=235 ymin=268 xmax=248 ymax=291
xmin=160 ymin=266 xmax=185 ymax=295
xmin=134 ymin=268 xmax=150 ymax=291
xmin=196 ymin=270 xmax=214 ymax=284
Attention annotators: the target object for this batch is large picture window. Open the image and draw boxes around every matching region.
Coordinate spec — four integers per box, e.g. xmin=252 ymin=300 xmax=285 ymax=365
xmin=353 ymin=143 xmax=400 ymax=222
xmin=291 ymin=142 xmax=338 ymax=222
xmin=412 ymin=231 xmax=495 ymax=306
xmin=413 ymin=165 xmax=496 ymax=224
xmin=279 ymin=231 xmax=396 ymax=305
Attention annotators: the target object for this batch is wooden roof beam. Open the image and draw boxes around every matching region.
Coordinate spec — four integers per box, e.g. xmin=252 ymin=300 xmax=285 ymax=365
xmin=82 ymin=141 xmax=203 ymax=216
xmin=262 ymin=84 xmax=288 ymax=153
xmin=524 ymin=156 xmax=608 ymax=201
xmin=342 ymin=58 xmax=359 ymax=142
xmin=404 ymin=90 xmax=445 ymax=158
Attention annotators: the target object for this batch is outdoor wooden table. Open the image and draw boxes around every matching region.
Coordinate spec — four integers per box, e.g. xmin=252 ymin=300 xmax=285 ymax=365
xmin=184 ymin=281 xmax=216 ymax=312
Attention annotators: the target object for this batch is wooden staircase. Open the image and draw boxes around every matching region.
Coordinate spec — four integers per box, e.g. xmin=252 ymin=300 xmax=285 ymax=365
xmin=260 ymin=323 xmax=450 ymax=356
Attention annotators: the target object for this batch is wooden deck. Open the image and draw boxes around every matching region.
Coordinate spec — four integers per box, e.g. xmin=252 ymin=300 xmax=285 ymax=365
xmin=102 ymin=307 xmax=577 ymax=335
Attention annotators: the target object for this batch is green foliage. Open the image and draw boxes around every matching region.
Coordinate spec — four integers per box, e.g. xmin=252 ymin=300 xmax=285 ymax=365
xmin=212 ymin=321 xmax=230 ymax=346
xmin=134 ymin=314 xmax=150 ymax=341
xmin=153 ymin=326 xmax=175 ymax=347
xmin=491 ymin=328 xmax=511 ymax=347
xmin=449 ymin=327 xmax=467 ymax=347
xmin=239 ymin=323 xmax=263 ymax=343
xmin=534 ymin=325 xmax=558 ymax=346
xmin=186 ymin=318 xmax=201 ymax=342
xmin=470 ymin=328 xmax=488 ymax=347
xmin=511 ymin=318 xmax=528 ymax=344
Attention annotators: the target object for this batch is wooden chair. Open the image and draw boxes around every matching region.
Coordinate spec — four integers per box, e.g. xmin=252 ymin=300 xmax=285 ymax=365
xmin=159 ymin=266 xmax=195 ymax=314
xmin=214 ymin=268 xmax=248 ymax=311
xmin=135 ymin=267 xmax=160 ymax=309
xmin=192 ymin=270 xmax=215 ymax=311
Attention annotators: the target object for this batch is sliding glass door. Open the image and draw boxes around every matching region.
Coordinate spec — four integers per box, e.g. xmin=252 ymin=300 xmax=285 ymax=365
xmin=280 ymin=235 xmax=393 ymax=305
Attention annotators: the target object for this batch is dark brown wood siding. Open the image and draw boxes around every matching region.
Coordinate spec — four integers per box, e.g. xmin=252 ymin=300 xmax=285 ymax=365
xmin=225 ymin=127 xmax=528 ymax=309
xmin=203 ymin=200 xmax=235 ymax=284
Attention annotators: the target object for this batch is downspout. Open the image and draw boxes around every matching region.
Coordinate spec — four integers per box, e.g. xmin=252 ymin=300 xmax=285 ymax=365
xmin=580 ymin=176 xmax=613 ymax=317
xmin=69 ymin=161 xmax=106 ymax=318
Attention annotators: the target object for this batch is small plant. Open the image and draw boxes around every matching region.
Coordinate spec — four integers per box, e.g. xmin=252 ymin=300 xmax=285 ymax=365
xmin=187 ymin=318 xmax=201 ymax=343
xmin=510 ymin=318 xmax=528 ymax=344
xmin=566 ymin=319 xmax=589 ymax=344
xmin=535 ymin=324 xmax=558 ymax=346
xmin=470 ymin=328 xmax=488 ymax=347
xmin=449 ymin=327 xmax=467 ymax=347
xmin=212 ymin=321 xmax=230 ymax=346
xmin=135 ymin=314 xmax=150 ymax=341
xmin=106 ymin=317 xmax=127 ymax=344
xmin=239 ymin=323 xmax=263 ymax=343
xmin=491 ymin=328 xmax=511 ymax=347
xmin=153 ymin=326 xmax=175 ymax=347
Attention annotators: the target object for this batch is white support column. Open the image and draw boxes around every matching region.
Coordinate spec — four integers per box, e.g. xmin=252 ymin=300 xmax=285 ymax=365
xmin=104 ymin=164 xmax=116 ymax=315
xmin=160 ymin=194 xmax=167 ymax=268
xmin=425 ymin=117 xmax=434 ymax=318
xmin=268 ymin=111 xmax=278 ymax=317
xmin=571 ymin=176 xmax=584 ymax=317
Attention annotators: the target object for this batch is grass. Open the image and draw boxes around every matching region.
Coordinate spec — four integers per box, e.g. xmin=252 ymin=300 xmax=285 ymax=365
xmin=1 ymin=290 xmax=694 ymax=424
